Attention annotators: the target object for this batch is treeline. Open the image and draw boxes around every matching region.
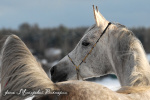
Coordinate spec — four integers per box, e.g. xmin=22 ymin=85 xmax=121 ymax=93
xmin=0 ymin=23 xmax=150 ymax=59
xmin=0 ymin=23 xmax=87 ymax=59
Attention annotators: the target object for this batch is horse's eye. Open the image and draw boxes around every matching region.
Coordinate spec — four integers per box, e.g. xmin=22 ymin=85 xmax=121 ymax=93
xmin=82 ymin=41 xmax=90 ymax=46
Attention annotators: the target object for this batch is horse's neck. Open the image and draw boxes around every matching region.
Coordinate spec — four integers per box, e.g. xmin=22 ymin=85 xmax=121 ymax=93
xmin=108 ymin=34 xmax=150 ymax=86
xmin=129 ymin=38 xmax=150 ymax=86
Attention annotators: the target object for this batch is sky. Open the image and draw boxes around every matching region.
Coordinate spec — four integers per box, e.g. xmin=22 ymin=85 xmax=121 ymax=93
xmin=0 ymin=0 xmax=150 ymax=29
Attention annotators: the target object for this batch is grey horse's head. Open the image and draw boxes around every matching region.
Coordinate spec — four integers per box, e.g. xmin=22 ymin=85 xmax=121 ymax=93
xmin=51 ymin=6 xmax=128 ymax=83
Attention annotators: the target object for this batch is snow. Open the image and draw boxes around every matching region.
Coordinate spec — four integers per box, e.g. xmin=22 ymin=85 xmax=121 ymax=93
xmin=41 ymin=59 xmax=48 ymax=65
xmin=44 ymin=48 xmax=62 ymax=57
xmin=147 ymin=53 xmax=150 ymax=62
xmin=95 ymin=77 xmax=120 ymax=91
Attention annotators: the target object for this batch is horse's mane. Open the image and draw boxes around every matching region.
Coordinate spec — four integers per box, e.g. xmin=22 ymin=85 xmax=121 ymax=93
xmin=0 ymin=35 xmax=55 ymax=99
xmin=112 ymin=26 xmax=150 ymax=86
xmin=130 ymin=37 xmax=150 ymax=86
xmin=117 ymin=86 xmax=150 ymax=94
xmin=114 ymin=27 xmax=150 ymax=93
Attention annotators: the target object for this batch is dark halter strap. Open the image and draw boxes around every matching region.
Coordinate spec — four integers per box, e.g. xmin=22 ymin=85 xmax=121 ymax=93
xmin=68 ymin=22 xmax=112 ymax=80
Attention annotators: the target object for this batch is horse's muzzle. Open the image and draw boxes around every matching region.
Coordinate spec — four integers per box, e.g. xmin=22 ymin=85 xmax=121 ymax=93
xmin=50 ymin=65 xmax=67 ymax=83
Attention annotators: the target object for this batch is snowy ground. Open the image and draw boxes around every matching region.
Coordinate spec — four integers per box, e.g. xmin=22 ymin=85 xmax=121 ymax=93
xmin=147 ymin=53 xmax=150 ymax=62
xmin=95 ymin=77 xmax=120 ymax=91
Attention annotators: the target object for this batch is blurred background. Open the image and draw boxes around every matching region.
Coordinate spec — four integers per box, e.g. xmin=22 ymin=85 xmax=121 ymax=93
xmin=0 ymin=0 xmax=150 ymax=91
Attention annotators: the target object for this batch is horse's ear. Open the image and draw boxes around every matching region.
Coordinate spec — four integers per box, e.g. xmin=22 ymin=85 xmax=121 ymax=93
xmin=93 ymin=5 xmax=108 ymax=27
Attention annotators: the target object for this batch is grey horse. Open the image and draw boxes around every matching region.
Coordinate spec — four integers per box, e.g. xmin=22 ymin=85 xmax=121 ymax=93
xmin=51 ymin=6 xmax=150 ymax=88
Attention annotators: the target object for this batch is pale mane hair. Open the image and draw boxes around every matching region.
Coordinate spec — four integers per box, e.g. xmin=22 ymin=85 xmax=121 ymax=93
xmin=109 ymin=23 xmax=150 ymax=94
xmin=111 ymin=23 xmax=150 ymax=86
xmin=117 ymin=86 xmax=150 ymax=94
xmin=130 ymin=38 xmax=150 ymax=86
xmin=0 ymin=35 xmax=56 ymax=100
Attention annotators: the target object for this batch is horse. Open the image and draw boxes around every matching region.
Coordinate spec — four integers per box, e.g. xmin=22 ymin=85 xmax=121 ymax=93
xmin=51 ymin=6 xmax=150 ymax=88
xmin=0 ymin=35 xmax=150 ymax=100
xmin=1 ymin=35 xmax=150 ymax=100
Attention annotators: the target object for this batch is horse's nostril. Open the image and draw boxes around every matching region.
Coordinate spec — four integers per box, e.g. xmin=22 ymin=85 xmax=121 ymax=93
xmin=50 ymin=66 xmax=56 ymax=76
